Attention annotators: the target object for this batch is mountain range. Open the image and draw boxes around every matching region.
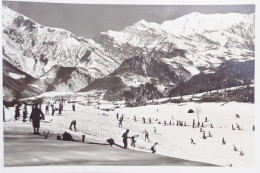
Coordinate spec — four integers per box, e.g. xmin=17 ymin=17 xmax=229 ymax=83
xmin=2 ymin=6 xmax=255 ymax=101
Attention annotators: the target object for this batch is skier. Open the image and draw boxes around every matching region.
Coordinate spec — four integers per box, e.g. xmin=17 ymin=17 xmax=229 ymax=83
xmin=130 ymin=135 xmax=139 ymax=147
xmin=116 ymin=113 xmax=119 ymax=120
xmin=164 ymin=121 xmax=166 ymax=126
xmin=191 ymin=138 xmax=195 ymax=144
xmin=142 ymin=117 xmax=145 ymax=123
xmin=45 ymin=103 xmax=49 ymax=115
xmin=153 ymin=127 xmax=157 ymax=134
xmin=233 ymin=144 xmax=237 ymax=151
xmin=51 ymin=103 xmax=55 ymax=116
xmin=118 ymin=117 xmax=123 ymax=128
xmin=69 ymin=120 xmax=77 ymax=131
xmin=253 ymin=125 xmax=255 ymax=131
xmin=205 ymin=117 xmax=208 ymax=122
xmin=134 ymin=115 xmax=136 ymax=121
xmin=143 ymin=130 xmax=149 ymax=142
xmin=59 ymin=103 xmax=62 ymax=114
xmin=22 ymin=103 xmax=28 ymax=122
xmin=192 ymin=119 xmax=195 ymax=128
xmin=30 ymin=104 xmax=45 ymax=134
xmin=151 ymin=142 xmax=158 ymax=153
xmin=149 ymin=117 xmax=152 ymax=124
xmin=222 ymin=137 xmax=226 ymax=145
xmin=232 ymin=124 xmax=235 ymax=130
xmin=72 ymin=103 xmax=75 ymax=111
xmin=203 ymin=131 xmax=206 ymax=139
xmin=14 ymin=105 xmax=21 ymax=120
xmin=122 ymin=129 xmax=130 ymax=148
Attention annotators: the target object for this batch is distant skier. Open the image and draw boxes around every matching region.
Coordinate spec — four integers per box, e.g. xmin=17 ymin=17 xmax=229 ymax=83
xmin=134 ymin=115 xmax=136 ymax=121
xmin=210 ymin=123 xmax=214 ymax=128
xmin=192 ymin=119 xmax=195 ymax=128
xmin=69 ymin=120 xmax=77 ymax=131
xmin=143 ymin=130 xmax=149 ymax=142
xmin=122 ymin=129 xmax=130 ymax=148
xmin=14 ymin=105 xmax=20 ymax=120
xmin=151 ymin=142 xmax=158 ymax=153
xmin=30 ymin=104 xmax=45 ymax=134
xmin=72 ymin=103 xmax=75 ymax=111
xmin=190 ymin=138 xmax=195 ymax=144
xmin=116 ymin=113 xmax=119 ymax=120
xmin=119 ymin=117 xmax=123 ymax=128
xmin=222 ymin=137 xmax=226 ymax=145
xmin=142 ymin=117 xmax=145 ymax=123
xmin=51 ymin=103 xmax=55 ymax=116
xmin=208 ymin=131 xmax=212 ymax=137
xmin=58 ymin=103 xmax=63 ymax=114
xmin=149 ymin=117 xmax=152 ymax=124
xmin=233 ymin=144 xmax=237 ymax=151
xmin=253 ymin=125 xmax=255 ymax=131
xmin=22 ymin=103 xmax=28 ymax=122
xmin=203 ymin=131 xmax=206 ymax=139
xmin=205 ymin=117 xmax=208 ymax=122
xmin=130 ymin=135 xmax=139 ymax=147
xmin=153 ymin=127 xmax=157 ymax=134
xmin=164 ymin=121 xmax=166 ymax=126
xmin=232 ymin=124 xmax=235 ymax=130
xmin=45 ymin=103 xmax=49 ymax=115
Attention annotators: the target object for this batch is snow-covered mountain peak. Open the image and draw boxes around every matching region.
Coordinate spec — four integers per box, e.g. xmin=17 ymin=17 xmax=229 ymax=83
xmin=161 ymin=12 xmax=254 ymax=36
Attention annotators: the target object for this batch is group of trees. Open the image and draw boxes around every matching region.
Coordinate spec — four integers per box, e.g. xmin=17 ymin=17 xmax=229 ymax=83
xmin=169 ymin=60 xmax=254 ymax=100
xmin=122 ymin=82 xmax=162 ymax=105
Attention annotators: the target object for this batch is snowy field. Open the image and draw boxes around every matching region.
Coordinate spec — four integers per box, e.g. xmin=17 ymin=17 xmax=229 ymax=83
xmin=4 ymin=101 xmax=254 ymax=166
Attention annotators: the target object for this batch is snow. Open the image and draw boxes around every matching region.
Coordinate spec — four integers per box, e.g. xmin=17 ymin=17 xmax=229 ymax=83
xmin=161 ymin=13 xmax=251 ymax=36
xmin=4 ymin=100 xmax=254 ymax=166
xmin=8 ymin=72 xmax=25 ymax=79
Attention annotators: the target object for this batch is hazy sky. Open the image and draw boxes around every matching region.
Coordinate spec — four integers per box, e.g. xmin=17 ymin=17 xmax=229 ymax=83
xmin=3 ymin=1 xmax=255 ymax=38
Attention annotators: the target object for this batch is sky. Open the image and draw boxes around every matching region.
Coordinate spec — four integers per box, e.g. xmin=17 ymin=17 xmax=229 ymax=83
xmin=3 ymin=1 xmax=255 ymax=38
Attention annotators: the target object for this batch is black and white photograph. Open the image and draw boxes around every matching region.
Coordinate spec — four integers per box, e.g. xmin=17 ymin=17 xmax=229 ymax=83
xmin=1 ymin=0 xmax=259 ymax=172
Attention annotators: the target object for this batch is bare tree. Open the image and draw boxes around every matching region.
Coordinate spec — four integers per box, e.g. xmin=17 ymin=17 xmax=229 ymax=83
xmin=195 ymin=107 xmax=203 ymax=127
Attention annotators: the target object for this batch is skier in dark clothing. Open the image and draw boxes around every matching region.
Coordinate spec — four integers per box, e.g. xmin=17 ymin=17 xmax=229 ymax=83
xmin=151 ymin=142 xmax=158 ymax=153
xmin=134 ymin=115 xmax=136 ymax=121
xmin=59 ymin=103 xmax=62 ymax=114
xmin=142 ymin=117 xmax=145 ymax=123
xmin=191 ymin=138 xmax=195 ymax=144
xmin=51 ymin=103 xmax=55 ymax=116
xmin=116 ymin=113 xmax=119 ymax=120
xmin=192 ymin=119 xmax=195 ymax=128
xmin=130 ymin=135 xmax=139 ymax=147
xmin=69 ymin=120 xmax=77 ymax=131
xmin=143 ymin=130 xmax=149 ymax=142
xmin=45 ymin=103 xmax=49 ymax=115
xmin=23 ymin=103 xmax=28 ymax=122
xmin=72 ymin=103 xmax=75 ymax=111
xmin=122 ymin=129 xmax=130 ymax=148
xmin=30 ymin=104 xmax=45 ymax=134
xmin=222 ymin=137 xmax=226 ymax=145
xmin=119 ymin=117 xmax=123 ymax=128
xmin=14 ymin=105 xmax=20 ymax=120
